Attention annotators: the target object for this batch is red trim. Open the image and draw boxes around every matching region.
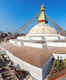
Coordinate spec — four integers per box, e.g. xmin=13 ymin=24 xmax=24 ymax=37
xmin=38 ymin=20 xmax=48 ymax=23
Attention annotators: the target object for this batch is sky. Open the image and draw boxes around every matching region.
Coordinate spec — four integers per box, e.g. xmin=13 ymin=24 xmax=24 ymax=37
xmin=0 ymin=0 xmax=66 ymax=33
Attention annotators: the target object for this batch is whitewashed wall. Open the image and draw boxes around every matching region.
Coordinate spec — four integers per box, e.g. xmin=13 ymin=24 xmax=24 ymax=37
xmin=9 ymin=40 xmax=23 ymax=47
xmin=9 ymin=38 xmax=66 ymax=48
xmin=29 ymin=37 xmax=43 ymax=40
xmin=9 ymin=39 xmax=46 ymax=48
xmin=24 ymin=42 xmax=43 ymax=48
xmin=17 ymin=36 xmax=59 ymax=41
xmin=47 ymin=42 xmax=66 ymax=47
xmin=45 ymin=36 xmax=58 ymax=41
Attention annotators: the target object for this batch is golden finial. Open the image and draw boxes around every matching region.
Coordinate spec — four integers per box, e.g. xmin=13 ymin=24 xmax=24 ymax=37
xmin=38 ymin=4 xmax=48 ymax=23
xmin=41 ymin=5 xmax=45 ymax=11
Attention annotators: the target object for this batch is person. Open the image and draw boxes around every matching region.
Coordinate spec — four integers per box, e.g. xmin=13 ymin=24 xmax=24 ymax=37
xmin=54 ymin=56 xmax=60 ymax=72
xmin=59 ymin=56 xmax=64 ymax=70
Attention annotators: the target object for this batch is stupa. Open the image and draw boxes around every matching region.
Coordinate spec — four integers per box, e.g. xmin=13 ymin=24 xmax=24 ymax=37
xmin=15 ymin=5 xmax=66 ymax=48
xmin=0 ymin=4 xmax=66 ymax=80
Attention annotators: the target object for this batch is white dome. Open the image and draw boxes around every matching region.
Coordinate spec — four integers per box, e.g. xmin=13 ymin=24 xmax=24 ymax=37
xmin=28 ymin=23 xmax=57 ymax=35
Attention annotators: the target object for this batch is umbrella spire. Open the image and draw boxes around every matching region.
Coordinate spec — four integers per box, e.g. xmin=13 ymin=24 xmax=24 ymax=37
xmin=38 ymin=4 xmax=48 ymax=24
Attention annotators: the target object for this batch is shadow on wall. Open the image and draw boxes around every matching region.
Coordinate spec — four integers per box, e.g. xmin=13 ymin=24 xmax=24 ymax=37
xmin=42 ymin=56 xmax=54 ymax=80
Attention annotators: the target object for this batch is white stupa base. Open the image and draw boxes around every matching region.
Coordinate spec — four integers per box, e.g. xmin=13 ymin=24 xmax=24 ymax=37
xmin=9 ymin=38 xmax=66 ymax=48
xmin=9 ymin=39 xmax=47 ymax=48
xmin=17 ymin=34 xmax=60 ymax=41
xmin=47 ymin=42 xmax=66 ymax=47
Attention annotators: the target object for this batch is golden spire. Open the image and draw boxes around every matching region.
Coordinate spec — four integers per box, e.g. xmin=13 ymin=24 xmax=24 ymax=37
xmin=41 ymin=5 xmax=45 ymax=11
xmin=38 ymin=4 xmax=48 ymax=23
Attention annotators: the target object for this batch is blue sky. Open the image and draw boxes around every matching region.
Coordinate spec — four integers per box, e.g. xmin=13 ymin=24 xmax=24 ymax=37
xmin=0 ymin=0 xmax=66 ymax=33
